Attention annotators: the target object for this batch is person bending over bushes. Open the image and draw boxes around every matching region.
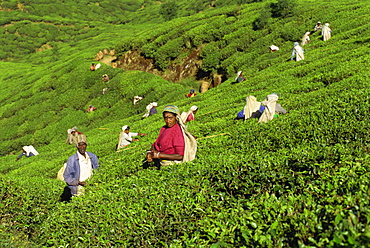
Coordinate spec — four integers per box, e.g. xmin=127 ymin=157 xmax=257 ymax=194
xmin=15 ymin=145 xmax=39 ymax=161
xmin=117 ymin=125 xmax=147 ymax=150
xmin=291 ymin=42 xmax=304 ymax=61
xmin=66 ymin=127 xmax=87 ymax=146
xmin=142 ymin=102 xmax=158 ymax=118
xmin=180 ymin=105 xmax=198 ymax=124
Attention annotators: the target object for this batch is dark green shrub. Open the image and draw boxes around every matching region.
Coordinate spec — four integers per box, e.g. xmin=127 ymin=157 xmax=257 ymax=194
xmin=253 ymin=8 xmax=271 ymax=30
xmin=201 ymin=42 xmax=222 ymax=71
xmin=1 ymin=0 xmax=17 ymax=9
xmin=6 ymin=25 xmax=16 ymax=34
xmin=159 ymin=1 xmax=178 ymax=21
xmin=141 ymin=43 xmax=159 ymax=58
xmin=0 ymin=18 xmax=12 ymax=26
xmin=270 ymin=0 xmax=296 ymax=18
xmin=154 ymin=37 xmax=184 ymax=70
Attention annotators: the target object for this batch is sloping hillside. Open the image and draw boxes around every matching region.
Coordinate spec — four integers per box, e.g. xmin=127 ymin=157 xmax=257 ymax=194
xmin=1 ymin=0 xmax=370 ymax=247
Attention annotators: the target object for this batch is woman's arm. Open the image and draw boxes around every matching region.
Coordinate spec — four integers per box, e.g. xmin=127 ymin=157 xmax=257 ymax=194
xmin=150 ymin=149 xmax=183 ymax=161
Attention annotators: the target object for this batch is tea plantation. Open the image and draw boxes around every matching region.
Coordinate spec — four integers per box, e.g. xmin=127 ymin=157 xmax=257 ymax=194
xmin=1 ymin=0 xmax=370 ymax=247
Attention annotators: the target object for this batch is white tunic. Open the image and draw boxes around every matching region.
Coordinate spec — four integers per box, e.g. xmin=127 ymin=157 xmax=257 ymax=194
xmin=120 ymin=132 xmax=138 ymax=146
xmin=78 ymin=152 xmax=92 ymax=182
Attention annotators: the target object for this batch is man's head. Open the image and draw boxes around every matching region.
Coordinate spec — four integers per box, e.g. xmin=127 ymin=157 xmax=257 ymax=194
xmin=77 ymin=141 xmax=87 ymax=155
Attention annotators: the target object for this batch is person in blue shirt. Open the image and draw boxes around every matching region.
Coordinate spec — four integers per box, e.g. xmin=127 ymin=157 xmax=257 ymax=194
xmin=63 ymin=141 xmax=99 ymax=197
xmin=234 ymin=105 xmax=265 ymax=121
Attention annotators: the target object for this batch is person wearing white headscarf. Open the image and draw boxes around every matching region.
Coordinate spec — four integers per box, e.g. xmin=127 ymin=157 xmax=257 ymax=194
xmin=235 ymin=95 xmax=262 ymax=120
xmin=117 ymin=125 xmax=147 ymax=150
xmin=321 ymin=23 xmax=332 ymax=41
xmin=313 ymin=21 xmax=322 ymax=32
xmin=180 ymin=106 xmax=198 ymax=124
xmin=259 ymin=94 xmax=279 ymax=123
xmin=65 ymin=127 xmax=87 ymax=146
xmin=142 ymin=102 xmax=158 ymax=118
xmin=258 ymin=93 xmax=287 ymax=123
xmin=133 ymin=96 xmax=144 ymax=105
xmin=269 ymin=45 xmax=280 ymax=53
xmin=234 ymin=71 xmax=246 ymax=83
xmin=291 ymin=42 xmax=304 ymax=61
xmin=102 ymin=74 xmax=109 ymax=82
xmin=301 ymin=32 xmax=311 ymax=46
xmin=65 ymin=127 xmax=81 ymax=144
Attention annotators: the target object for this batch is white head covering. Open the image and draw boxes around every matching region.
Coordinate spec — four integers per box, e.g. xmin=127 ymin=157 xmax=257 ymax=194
xmin=270 ymin=45 xmax=279 ymax=51
xmin=122 ymin=125 xmax=129 ymax=131
xmin=294 ymin=42 xmax=299 ymax=46
xmin=180 ymin=106 xmax=199 ymax=124
xmin=235 ymin=71 xmax=243 ymax=81
xmin=152 ymin=102 xmax=158 ymax=107
xmin=190 ymin=106 xmax=198 ymax=112
xmin=22 ymin=145 xmax=39 ymax=156
xmin=266 ymin=93 xmax=279 ymax=102
xmin=325 ymin=23 xmax=329 ymax=27
xmin=305 ymin=32 xmax=310 ymax=35
xmin=67 ymin=129 xmax=73 ymax=134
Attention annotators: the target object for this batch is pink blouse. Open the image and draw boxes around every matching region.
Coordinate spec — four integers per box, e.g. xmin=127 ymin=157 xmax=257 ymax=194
xmin=153 ymin=123 xmax=185 ymax=156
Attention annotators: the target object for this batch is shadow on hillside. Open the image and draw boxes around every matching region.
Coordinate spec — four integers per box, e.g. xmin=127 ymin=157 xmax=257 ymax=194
xmin=142 ymin=159 xmax=161 ymax=170
xmin=60 ymin=186 xmax=72 ymax=202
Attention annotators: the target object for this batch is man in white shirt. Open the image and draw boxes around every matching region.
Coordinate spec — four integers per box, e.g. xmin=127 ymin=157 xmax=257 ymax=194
xmin=63 ymin=141 xmax=99 ymax=197
xmin=117 ymin=125 xmax=147 ymax=150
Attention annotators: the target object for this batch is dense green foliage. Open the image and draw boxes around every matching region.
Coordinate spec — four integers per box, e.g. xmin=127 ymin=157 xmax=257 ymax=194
xmin=1 ymin=0 xmax=370 ymax=247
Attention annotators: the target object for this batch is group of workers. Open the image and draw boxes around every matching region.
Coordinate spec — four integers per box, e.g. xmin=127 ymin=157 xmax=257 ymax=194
xmin=16 ymin=33 xmax=300 ymax=200
xmin=58 ymin=19 xmax=330 ymax=199
xmin=290 ymin=21 xmax=332 ymax=61
xmin=58 ymin=103 xmax=199 ymax=200
xmin=17 ymin=89 xmax=288 ymax=201
xmin=266 ymin=21 xmax=333 ymax=62
xmin=235 ymin=93 xmax=287 ymax=122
